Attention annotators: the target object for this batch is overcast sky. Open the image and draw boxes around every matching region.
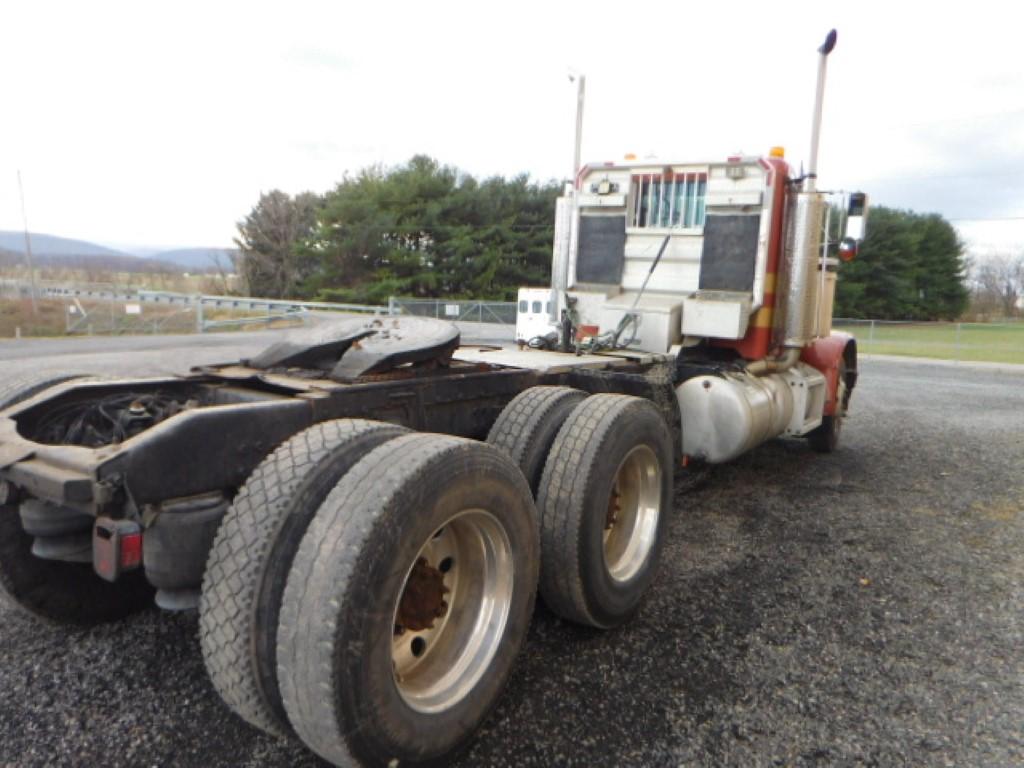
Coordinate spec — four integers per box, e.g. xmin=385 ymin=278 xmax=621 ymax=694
xmin=1 ymin=0 xmax=1022 ymax=256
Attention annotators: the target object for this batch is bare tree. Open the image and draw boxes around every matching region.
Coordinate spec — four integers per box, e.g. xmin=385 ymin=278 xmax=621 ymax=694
xmin=972 ymin=253 xmax=1024 ymax=318
xmin=202 ymin=249 xmax=238 ymax=295
xmin=235 ymin=191 xmax=320 ymax=299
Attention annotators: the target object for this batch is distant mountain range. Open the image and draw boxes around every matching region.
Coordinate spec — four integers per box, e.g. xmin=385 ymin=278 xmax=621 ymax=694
xmin=148 ymin=248 xmax=236 ymax=272
xmin=0 ymin=231 xmax=124 ymax=259
xmin=0 ymin=231 xmax=236 ymax=273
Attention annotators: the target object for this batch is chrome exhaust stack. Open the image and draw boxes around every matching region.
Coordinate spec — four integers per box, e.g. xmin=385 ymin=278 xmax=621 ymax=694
xmin=782 ymin=191 xmax=828 ymax=347
xmin=805 ymin=29 xmax=837 ymax=194
xmin=777 ymin=29 xmax=837 ymax=351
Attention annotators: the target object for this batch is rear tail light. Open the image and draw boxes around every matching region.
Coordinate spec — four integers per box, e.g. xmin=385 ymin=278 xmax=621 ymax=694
xmin=93 ymin=518 xmax=143 ymax=582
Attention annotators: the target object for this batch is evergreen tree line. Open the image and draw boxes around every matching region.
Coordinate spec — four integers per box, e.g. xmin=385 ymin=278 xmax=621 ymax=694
xmin=834 ymin=206 xmax=969 ymax=320
xmin=235 ymin=155 xmax=559 ymax=304
xmin=235 ymin=156 xmax=970 ymax=320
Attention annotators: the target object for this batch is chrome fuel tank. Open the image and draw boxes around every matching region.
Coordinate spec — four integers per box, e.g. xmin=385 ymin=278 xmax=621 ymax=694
xmin=676 ymin=364 xmax=826 ymax=463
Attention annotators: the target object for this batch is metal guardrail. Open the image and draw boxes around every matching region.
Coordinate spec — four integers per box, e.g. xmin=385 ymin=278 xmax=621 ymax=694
xmin=3 ymin=280 xmax=385 ymax=333
xmin=3 ymin=281 xmax=385 ymax=334
xmin=31 ymin=282 xmax=387 ymax=316
xmin=200 ymin=309 xmax=310 ymax=331
xmin=6 ymin=281 xmax=517 ymax=335
xmin=8 ymin=281 xmax=517 ymax=324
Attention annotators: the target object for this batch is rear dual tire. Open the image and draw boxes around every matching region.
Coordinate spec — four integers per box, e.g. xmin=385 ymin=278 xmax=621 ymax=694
xmin=490 ymin=387 xmax=674 ymax=629
xmin=537 ymin=394 xmax=673 ymax=628
xmin=277 ymin=434 xmax=539 ymax=767
xmin=204 ymin=388 xmax=670 ymax=764
xmin=486 ymin=386 xmax=587 ymax=494
xmin=199 ymin=419 xmax=409 ymax=736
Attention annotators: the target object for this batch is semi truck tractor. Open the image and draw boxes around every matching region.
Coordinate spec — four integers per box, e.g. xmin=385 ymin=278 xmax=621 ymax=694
xmin=0 ymin=30 xmax=864 ymax=768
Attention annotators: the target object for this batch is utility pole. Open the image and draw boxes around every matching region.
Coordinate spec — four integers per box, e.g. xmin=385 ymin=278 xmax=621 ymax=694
xmin=569 ymin=71 xmax=585 ymax=178
xmin=16 ymin=171 xmax=39 ymax=315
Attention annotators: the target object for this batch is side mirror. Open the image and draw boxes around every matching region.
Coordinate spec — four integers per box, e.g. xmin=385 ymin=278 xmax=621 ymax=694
xmin=844 ymin=191 xmax=868 ymax=241
xmin=838 ymin=237 xmax=858 ymax=261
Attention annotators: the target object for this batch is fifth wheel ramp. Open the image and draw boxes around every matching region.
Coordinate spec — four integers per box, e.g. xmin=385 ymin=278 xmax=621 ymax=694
xmin=248 ymin=316 xmax=461 ymax=382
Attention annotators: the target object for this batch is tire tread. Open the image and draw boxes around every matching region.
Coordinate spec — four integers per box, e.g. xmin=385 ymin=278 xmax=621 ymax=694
xmin=486 ymin=386 xmax=586 ymax=493
xmin=537 ymin=394 xmax=670 ymax=627
xmin=277 ymin=433 xmax=538 ymax=767
xmin=199 ymin=418 xmax=407 ymax=737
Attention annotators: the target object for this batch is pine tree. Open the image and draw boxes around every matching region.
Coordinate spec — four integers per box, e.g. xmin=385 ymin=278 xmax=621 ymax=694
xmin=835 ymin=206 xmax=968 ymax=320
xmin=306 ymin=156 xmax=559 ymax=304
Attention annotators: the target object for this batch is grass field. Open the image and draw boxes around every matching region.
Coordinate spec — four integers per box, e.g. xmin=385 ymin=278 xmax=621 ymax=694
xmin=834 ymin=320 xmax=1024 ymax=364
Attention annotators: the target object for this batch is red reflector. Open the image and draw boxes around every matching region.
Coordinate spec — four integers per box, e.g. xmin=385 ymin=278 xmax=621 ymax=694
xmin=121 ymin=532 xmax=143 ymax=570
xmin=93 ymin=518 xmax=143 ymax=582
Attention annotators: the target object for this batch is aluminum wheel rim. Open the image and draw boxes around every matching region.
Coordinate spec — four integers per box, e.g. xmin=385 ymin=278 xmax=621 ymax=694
xmin=602 ymin=445 xmax=661 ymax=583
xmin=391 ymin=509 xmax=514 ymax=714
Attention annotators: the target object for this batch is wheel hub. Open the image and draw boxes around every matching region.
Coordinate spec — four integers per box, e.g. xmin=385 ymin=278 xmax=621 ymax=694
xmin=395 ymin=557 xmax=449 ymax=633
xmin=606 ymin=487 xmax=621 ymax=530
xmin=390 ymin=510 xmax=514 ymax=714
xmin=602 ymin=444 xmax=662 ymax=583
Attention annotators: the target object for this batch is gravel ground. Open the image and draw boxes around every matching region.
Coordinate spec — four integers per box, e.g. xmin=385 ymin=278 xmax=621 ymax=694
xmin=1 ymin=348 xmax=1022 ymax=767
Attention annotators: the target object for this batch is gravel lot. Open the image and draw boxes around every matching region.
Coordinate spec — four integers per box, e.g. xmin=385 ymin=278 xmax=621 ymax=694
xmin=1 ymin=338 xmax=1022 ymax=767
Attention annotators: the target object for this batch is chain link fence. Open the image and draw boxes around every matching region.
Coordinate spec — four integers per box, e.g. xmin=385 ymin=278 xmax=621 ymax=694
xmin=387 ymin=297 xmax=517 ymax=325
xmin=383 ymin=307 xmax=1023 ymax=363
